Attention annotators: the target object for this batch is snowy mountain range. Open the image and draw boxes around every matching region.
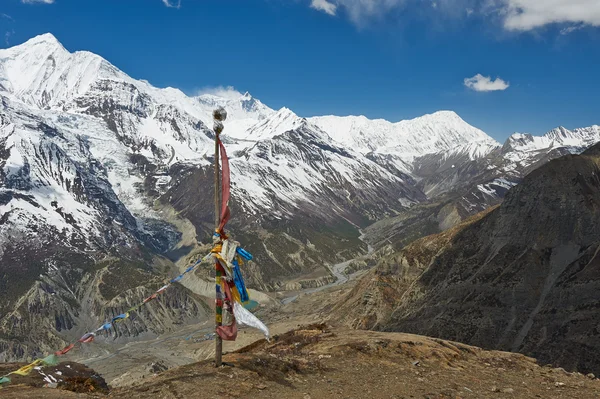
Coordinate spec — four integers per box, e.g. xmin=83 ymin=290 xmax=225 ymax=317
xmin=1 ymin=33 xmax=599 ymax=361
xmin=0 ymin=34 xmax=490 ymax=258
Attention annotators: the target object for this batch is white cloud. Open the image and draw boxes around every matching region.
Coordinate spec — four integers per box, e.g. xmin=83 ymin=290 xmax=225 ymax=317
xmin=500 ymin=0 xmax=600 ymax=31
xmin=560 ymin=24 xmax=584 ymax=35
xmin=162 ymin=0 xmax=181 ymax=9
xmin=304 ymin=0 xmax=411 ymax=24
xmin=338 ymin=0 xmax=408 ymax=24
xmin=21 ymin=0 xmax=55 ymax=3
xmin=1 ymin=14 xmax=13 ymax=21
xmin=464 ymin=74 xmax=510 ymax=92
xmin=195 ymin=86 xmax=243 ymax=100
xmin=302 ymin=0 xmax=600 ymax=32
xmin=311 ymin=0 xmax=338 ymax=16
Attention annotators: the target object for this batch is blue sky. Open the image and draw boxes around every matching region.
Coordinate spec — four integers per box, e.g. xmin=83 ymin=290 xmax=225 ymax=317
xmin=0 ymin=0 xmax=599 ymax=141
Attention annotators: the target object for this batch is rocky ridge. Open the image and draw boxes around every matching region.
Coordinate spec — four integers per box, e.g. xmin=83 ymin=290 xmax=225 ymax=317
xmin=337 ymin=143 xmax=600 ymax=375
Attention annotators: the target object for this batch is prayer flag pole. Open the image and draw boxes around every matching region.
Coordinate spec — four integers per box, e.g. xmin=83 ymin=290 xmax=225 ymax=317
xmin=213 ymin=107 xmax=226 ymax=367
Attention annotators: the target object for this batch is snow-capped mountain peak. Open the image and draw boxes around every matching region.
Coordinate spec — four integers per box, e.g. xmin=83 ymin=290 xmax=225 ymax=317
xmin=240 ymin=107 xmax=308 ymax=141
xmin=194 ymin=91 xmax=275 ymax=138
xmin=503 ymin=125 xmax=600 ymax=157
xmin=20 ymin=32 xmax=64 ymax=49
xmin=194 ymin=90 xmax=271 ymax=114
xmin=544 ymin=125 xmax=600 ymax=147
xmin=309 ymin=110 xmax=500 ymax=165
xmin=0 ymin=33 xmax=118 ymax=109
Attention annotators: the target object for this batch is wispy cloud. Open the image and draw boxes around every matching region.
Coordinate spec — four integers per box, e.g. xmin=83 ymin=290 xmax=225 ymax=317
xmin=21 ymin=0 xmax=55 ymax=4
xmin=464 ymin=74 xmax=510 ymax=92
xmin=560 ymin=24 xmax=584 ymax=35
xmin=22 ymin=0 xmax=183 ymax=8
xmin=304 ymin=0 xmax=600 ymax=33
xmin=331 ymin=0 xmax=409 ymax=25
xmin=5 ymin=30 xmax=14 ymax=46
xmin=2 ymin=14 xmax=14 ymax=46
xmin=311 ymin=0 xmax=338 ymax=16
xmin=162 ymin=0 xmax=181 ymax=9
xmin=195 ymin=86 xmax=243 ymax=100
xmin=500 ymin=0 xmax=600 ymax=31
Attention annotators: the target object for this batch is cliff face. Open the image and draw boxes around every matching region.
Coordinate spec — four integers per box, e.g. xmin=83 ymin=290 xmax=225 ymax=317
xmin=338 ymin=144 xmax=600 ymax=374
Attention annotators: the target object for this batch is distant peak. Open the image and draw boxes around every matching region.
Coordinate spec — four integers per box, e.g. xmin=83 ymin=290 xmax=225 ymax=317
xmin=545 ymin=126 xmax=569 ymax=135
xmin=429 ymin=110 xmax=459 ymax=117
xmin=417 ymin=110 xmax=463 ymax=122
xmin=397 ymin=110 xmax=470 ymax=127
xmin=508 ymin=133 xmax=534 ymax=141
xmin=276 ymin=107 xmax=297 ymax=117
xmin=9 ymin=32 xmax=67 ymax=54
xmin=501 ymin=133 xmax=535 ymax=153
xmin=265 ymin=107 xmax=304 ymax=125
xmin=32 ymin=32 xmax=58 ymax=41
xmin=24 ymin=33 xmax=62 ymax=47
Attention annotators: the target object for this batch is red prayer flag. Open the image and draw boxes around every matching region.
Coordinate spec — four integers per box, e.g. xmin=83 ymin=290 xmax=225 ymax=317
xmin=218 ymin=139 xmax=231 ymax=232
xmin=143 ymin=293 xmax=158 ymax=303
xmin=78 ymin=333 xmax=95 ymax=344
xmin=217 ymin=322 xmax=238 ymax=341
xmin=55 ymin=343 xmax=75 ymax=356
xmin=216 ymin=276 xmax=238 ymax=341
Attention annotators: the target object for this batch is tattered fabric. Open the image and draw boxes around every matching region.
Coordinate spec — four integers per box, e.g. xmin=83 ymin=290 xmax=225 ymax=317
xmin=218 ymin=139 xmax=231 ymax=233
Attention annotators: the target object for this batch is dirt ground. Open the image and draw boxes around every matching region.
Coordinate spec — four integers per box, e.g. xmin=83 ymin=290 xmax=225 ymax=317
xmin=3 ymin=323 xmax=600 ymax=399
xmin=109 ymin=324 xmax=600 ymax=399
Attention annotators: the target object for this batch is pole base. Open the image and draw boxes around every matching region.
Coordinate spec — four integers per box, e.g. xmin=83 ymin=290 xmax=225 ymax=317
xmin=214 ymin=361 xmax=235 ymax=368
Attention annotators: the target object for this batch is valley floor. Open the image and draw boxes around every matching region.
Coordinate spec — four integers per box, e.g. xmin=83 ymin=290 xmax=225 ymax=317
xmin=54 ymin=264 xmax=360 ymax=386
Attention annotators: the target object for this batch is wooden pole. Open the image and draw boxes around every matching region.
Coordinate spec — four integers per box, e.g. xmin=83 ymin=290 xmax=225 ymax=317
xmin=213 ymin=109 xmax=224 ymax=367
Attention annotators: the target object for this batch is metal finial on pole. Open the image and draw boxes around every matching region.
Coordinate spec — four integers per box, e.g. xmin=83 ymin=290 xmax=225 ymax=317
xmin=213 ymin=107 xmax=227 ymax=367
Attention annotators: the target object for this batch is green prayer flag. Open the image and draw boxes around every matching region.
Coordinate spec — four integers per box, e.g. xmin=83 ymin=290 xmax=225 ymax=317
xmin=42 ymin=354 xmax=59 ymax=366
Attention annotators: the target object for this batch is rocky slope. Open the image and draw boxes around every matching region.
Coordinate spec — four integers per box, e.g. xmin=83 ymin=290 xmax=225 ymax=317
xmin=0 ymin=95 xmax=211 ymax=362
xmin=337 ymin=143 xmax=600 ymax=375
